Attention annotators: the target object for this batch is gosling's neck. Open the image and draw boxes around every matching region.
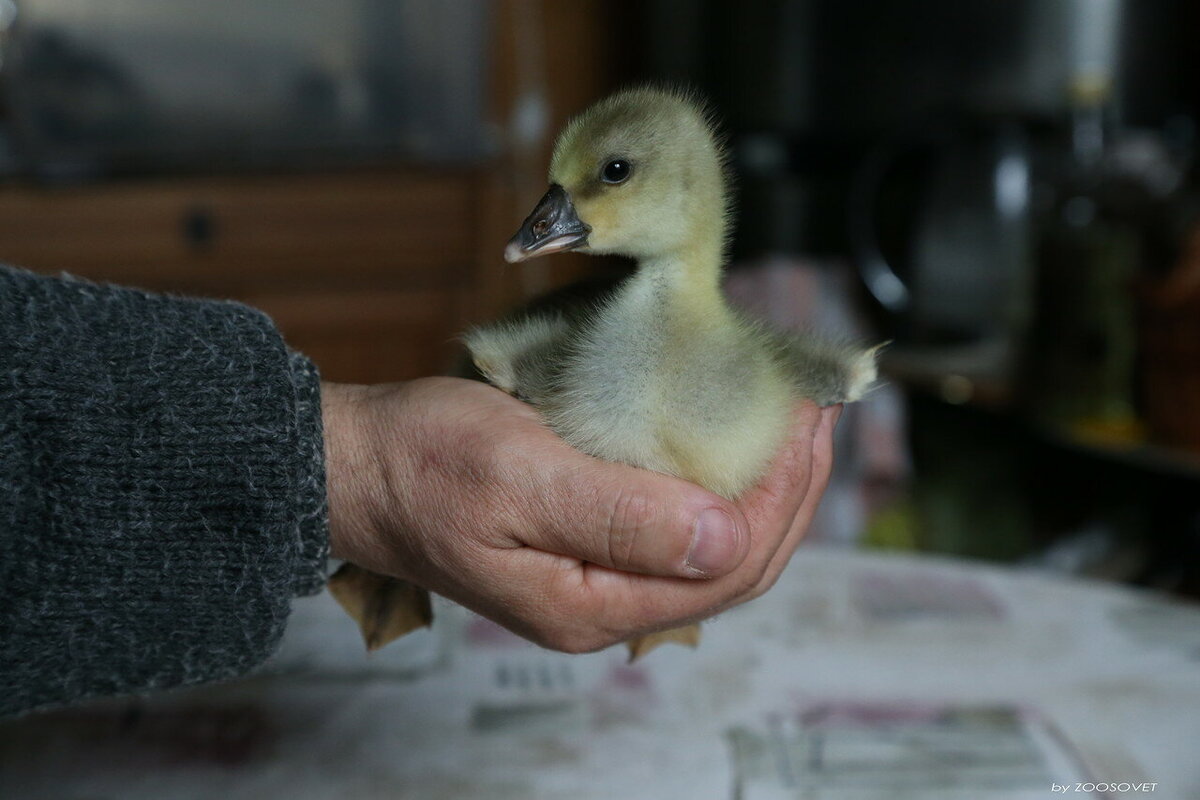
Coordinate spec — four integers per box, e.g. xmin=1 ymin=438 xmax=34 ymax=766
xmin=629 ymin=226 xmax=729 ymax=315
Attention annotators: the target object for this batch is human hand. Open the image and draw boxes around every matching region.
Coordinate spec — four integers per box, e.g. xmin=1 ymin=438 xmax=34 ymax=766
xmin=321 ymin=377 xmax=838 ymax=653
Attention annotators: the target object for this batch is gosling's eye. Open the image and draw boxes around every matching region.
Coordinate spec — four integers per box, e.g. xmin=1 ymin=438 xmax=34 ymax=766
xmin=601 ymin=160 xmax=631 ymax=184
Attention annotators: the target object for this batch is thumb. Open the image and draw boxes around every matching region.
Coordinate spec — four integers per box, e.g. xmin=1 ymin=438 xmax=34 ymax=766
xmin=517 ymin=460 xmax=750 ymax=579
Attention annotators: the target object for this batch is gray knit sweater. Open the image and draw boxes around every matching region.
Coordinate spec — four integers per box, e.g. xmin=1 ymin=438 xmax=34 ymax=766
xmin=1 ymin=265 xmax=329 ymax=717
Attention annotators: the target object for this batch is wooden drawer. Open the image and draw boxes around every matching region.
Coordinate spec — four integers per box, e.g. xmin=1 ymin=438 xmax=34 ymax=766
xmin=0 ymin=170 xmax=478 ymax=295
xmin=249 ymin=289 xmax=467 ymax=384
xmin=0 ymin=170 xmax=484 ymax=384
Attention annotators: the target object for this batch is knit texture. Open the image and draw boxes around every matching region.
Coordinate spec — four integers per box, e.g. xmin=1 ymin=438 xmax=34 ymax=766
xmin=0 ymin=265 xmax=329 ymax=717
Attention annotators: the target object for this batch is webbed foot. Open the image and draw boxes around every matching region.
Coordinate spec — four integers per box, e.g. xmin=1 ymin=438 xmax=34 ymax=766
xmin=328 ymin=563 xmax=433 ymax=651
xmin=625 ymin=623 xmax=702 ymax=662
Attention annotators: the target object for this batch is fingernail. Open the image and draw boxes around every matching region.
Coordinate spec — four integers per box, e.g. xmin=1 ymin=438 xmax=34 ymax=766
xmin=826 ymin=404 xmax=844 ymax=429
xmin=687 ymin=508 xmax=739 ymax=576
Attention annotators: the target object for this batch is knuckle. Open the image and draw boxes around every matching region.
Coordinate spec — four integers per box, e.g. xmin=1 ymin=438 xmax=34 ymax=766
xmin=743 ymin=575 xmax=773 ymax=603
xmin=438 ymin=423 xmax=506 ymax=488
xmin=442 ymin=424 xmax=530 ymax=537
xmin=520 ymin=601 xmax=616 ymax=654
xmin=473 ymin=424 xmax=516 ymax=470
xmin=561 ymin=633 xmax=609 ymax=655
xmin=605 ymin=487 xmax=657 ymax=569
xmin=731 ymin=566 xmax=766 ymax=601
xmin=535 ymin=625 xmax=611 ymax=655
xmin=743 ymin=558 xmax=789 ymax=603
xmin=542 ymin=603 xmax=628 ymax=654
xmin=520 ymin=618 xmax=567 ymax=652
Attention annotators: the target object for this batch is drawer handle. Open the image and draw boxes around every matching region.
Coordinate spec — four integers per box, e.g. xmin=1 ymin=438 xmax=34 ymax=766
xmin=182 ymin=205 xmax=217 ymax=251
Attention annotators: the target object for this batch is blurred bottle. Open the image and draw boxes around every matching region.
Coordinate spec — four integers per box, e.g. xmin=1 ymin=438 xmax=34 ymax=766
xmin=1024 ymin=76 xmax=1143 ymax=439
xmin=1139 ymin=167 xmax=1200 ymax=453
xmin=1022 ymin=0 xmax=1150 ymax=441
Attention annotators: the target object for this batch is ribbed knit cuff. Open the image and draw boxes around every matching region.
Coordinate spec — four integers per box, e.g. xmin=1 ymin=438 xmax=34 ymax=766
xmin=0 ymin=265 xmax=333 ymax=715
xmin=289 ymin=351 xmax=330 ymax=596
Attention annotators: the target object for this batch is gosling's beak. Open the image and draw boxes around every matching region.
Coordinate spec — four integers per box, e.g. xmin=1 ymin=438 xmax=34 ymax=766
xmin=504 ymin=184 xmax=590 ymax=263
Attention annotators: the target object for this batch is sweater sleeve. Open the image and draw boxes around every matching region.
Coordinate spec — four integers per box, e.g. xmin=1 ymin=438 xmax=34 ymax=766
xmin=0 ymin=265 xmax=330 ymax=717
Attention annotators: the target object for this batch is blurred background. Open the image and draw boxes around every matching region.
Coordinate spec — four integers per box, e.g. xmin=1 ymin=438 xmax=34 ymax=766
xmin=2 ymin=0 xmax=1199 ymax=597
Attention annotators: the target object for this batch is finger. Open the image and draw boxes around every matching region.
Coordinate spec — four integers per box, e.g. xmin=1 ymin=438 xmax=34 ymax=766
xmin=742 ymin=403 xmax=840 ymax=603
xmin=593 ymin=401 xmax=828 ymax=632
xmin=426 ymin=540 xmax=716 ymax=653
xmin=511 ymin=403 xmax=829 ymax=640
xmin=512 ymin=400 xmax=822 ymax=582
xmin=727 ymin=401 xmax=823 ymax=576
xmin=508 ymin=450 xmax=752 ymax=580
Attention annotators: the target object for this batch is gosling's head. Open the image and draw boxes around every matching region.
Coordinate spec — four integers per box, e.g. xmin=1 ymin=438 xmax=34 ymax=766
xmin=505 ymin=86 xmax=729 ymax=264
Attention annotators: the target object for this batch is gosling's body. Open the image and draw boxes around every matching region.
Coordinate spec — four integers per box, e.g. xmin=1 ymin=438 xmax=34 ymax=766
xmin=468 ymin=269 xmax=872 ymax=499
xmin=329 ymin=86 xmax=877 ymax=660
xmin=467 ymin=87 xmax=875 ymax=500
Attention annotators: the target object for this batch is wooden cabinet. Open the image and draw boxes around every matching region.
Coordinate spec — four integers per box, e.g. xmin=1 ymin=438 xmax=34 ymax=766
xmin=0 ymin=0 xmax=635 ymax=384
xmin=0 ymin=170 xmax=483 ymax=383
xmin=0 ymin=171 xmax=476 ymax=290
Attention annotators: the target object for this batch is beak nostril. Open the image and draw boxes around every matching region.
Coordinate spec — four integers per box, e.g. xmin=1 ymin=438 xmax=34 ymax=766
xmin=509 ymin=183 xmax=587 ymax=260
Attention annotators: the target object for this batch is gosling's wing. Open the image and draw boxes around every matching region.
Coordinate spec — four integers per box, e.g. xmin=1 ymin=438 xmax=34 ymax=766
xmin=769 ymin=329 xmax=882 ymax=406
xmin=460 ymin=274 xmax=626 ymax=398
xmin=463 ymin=313 xmax=572 ymax=398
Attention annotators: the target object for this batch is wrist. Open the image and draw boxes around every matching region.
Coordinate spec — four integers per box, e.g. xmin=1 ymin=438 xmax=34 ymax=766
xmin=320 ymin=381 xmax=383 ymax=564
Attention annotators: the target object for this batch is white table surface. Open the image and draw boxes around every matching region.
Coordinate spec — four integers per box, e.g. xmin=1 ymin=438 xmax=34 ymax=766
xmin=3 ymin=546 xmax=1198 ymax=800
